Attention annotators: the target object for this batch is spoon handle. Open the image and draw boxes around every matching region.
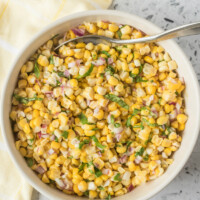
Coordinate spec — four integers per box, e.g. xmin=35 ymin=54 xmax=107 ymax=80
xmin=54 ymin=22 xmax=200 ymax=49
xmin=110 ymin=21 xmax=200 ymax=44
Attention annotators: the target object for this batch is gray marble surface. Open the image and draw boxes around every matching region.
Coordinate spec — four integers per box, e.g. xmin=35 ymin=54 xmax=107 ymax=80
xmin=33 ymin=0 xmax=200 ymax=199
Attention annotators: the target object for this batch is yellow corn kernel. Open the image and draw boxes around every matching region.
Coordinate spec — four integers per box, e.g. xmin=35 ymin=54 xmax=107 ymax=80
xmin=51 ymin=141 xmax=61 ymax=149
xmin=108 ymin=76 xmax=119 ymax=86
xmin=10 ymin=111 xmax=17 ymax=121
xmin=93 ymin=157 xmax=105 ymax=169
xmin=19 ymin=147 xmax=27 ymax=156
xmin=55 ymin=156 xmax=66 ymax=165
xmin=108 ymin=102 xmax=117 ymax=111
xmin=116 ymin=146 xmax=126 ymax=154
xmin=85 ymin=130 xmax=95 ymax=137
xmin=162 ymin=138 xmax=172 ymax=147
xmin=94 ymin=109 xmax=104 ymax=120
xmin=178 ymin=123 xmax=185 ymax=131
xmin=108 ymin=24 xmax=119 ymax=32
xmin=48 ymin=169 xmax=60 ymax=180
xmin=94 ymin=177 xmax=103 ymax=186
xmin=144 ymin=56 xmax=153 ymax=64
xmin=37 ymin=55 xmax=49 ymax=67
xmin=78 ymin=181 xmax=88 ymax=192
xmin=149 ymin=161 xmax=158 ymax=171
xmin=132 ymin=68 xmax=139 ymax=75
xmin=89 ymin=191 xmax=98 ymax=199
xmin=74 ymin=126 xmax=84 ymax=136
xmin=24 ymin=123 xmax=31 ymax=134
xmin=33 ymin=117 xmax=42 ymax=127
xmin=47 ymin=64 xmax=54 ymax=72
xmin=177 ymin=114 xmax=188 ymax=124
xmin=146 ymin=85 xmax=156 ymax=95
xmin=168 ymin=132 xmax=177 ymax=140
xmin=157 ymin=115 xmax=168 ymax=125
xmin=159 ymin=72 xmax=167 ymax=81
xmin=164 ymin=147 xmax=172 ymax=156
xmin=68 ymin=79 xmax=78 ymax=88
xmin=110 ymin=109 xmax=121 ymax=118
xmin=18 ymin=79 xmax=27 ymax=89
xmin=42 ymin=174 xmax=50 ymax=183
xmin=101 ymin=174 xmax=109 ymax=181
xmin=129 ymin=162 xmax=136 ymax=172
xmin=115 ymin=189 xmax=124 ymax=196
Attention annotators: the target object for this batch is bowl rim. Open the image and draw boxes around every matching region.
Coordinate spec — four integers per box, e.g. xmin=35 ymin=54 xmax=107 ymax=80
xmin=1 ymin=9 xmax=200 ymax=200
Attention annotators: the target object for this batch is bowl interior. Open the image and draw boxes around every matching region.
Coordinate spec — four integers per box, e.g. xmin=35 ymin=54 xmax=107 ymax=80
xmin=1 ymin=10 xmax=200 ymax=200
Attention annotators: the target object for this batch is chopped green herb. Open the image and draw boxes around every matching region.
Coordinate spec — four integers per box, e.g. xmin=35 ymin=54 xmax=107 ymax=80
xmin=78 ymin=163 xmax=86 ymax=172
xmin=78 ymin=113 xmax=88 ymax=124
xmin=142 ymin=118 xmax=158 ymax=127
xmin=67 ymin=156 xmax=73 ymax=159
xmin=34 ymin=62 xmax=40 ymax=78
xmin=158 ymin=98 xmax=162 ymax=105
xmin=106 ymin=194 xmax=111 ymax=200
xmin=113 ymin=173 xmax=122 ymax=181
xmin=133 ymin=124 xmax=144 ymax=129
xmin=101 ymin=51 xmax=111 ymax=57
xmin=145 ymin=132 xmax=152 ymax=145
xmin=56 ymin=80 xmax=61 ymax=87
xmin=126 ymin=116 xmax=132 ymax=127
xmin=104 ymin=94 xmax=129 ymax=110
xmin=175 ymin=91 xmax=179 ymax=96
xmin=100 ymin=73 xmax=104 ymax=78
xmin=49 ymin=55 xmax=54 ymax=64
xmin=14 ymin=94 xmax=43 ymax=104
xmin=126 ymin=141 xmax=132 ymax=152
xmin=90 ymin=136 xmax=106 ymax=149
xmin=26 ymin=158 xmax=34 ymax=167
xmin=89 ymin=169 xmax=95 ymax=174
xmin=105 ymin=65 xmax=115 ymax=75
xmin=143 ymin=154 xmax=149 ymax=161
xmin=62 ymin=131 xmax=68 ymax=139
xmin=92 ymin=54 xmax=97 ymax=59
xmin=92 ymin=128 xmax=100 ymax=131
xmin=114 ymin=123 xmax=121 ymax=128
xmin=94 ymin=166 xmax=103 ymax=177
xmin=135 ymin=76 xmax=148 ymax=83
xmin=55 ymin=136 xmax=58 ymax=142
xmin=98 ymin=186 xmax=104 ymax=190
xmin=129 ymin=71 xmax=137 ymax=79
xmin=51 ymin=34 xmax=59 ymax=40
xmin=110 ymin=115 xmax=115 ymax=125
xmin=79 ymin=139 xmax=90 ymax=149
xmin=57 ymin=71 xmax=65 ymax=77
xmin=117 ymin=30 xmax=122 ymax=39
xmin=132 ymin=52 xmax=135 ymax=59
xmin=83 ymin=190 xmax=89 ymax=197
xmin=135 ymin=147 xmax=145 ymax=157
xmin=77 ymin=64 xmax=94 ymax=79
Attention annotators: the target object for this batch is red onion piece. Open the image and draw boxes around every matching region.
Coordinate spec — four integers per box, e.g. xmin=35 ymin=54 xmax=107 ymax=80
xmin=108 ymin=57 xmax=113 ymax=65
xmin=94 ymin=107 xmax=99 ymax=115
xmin=175 ymin=103 xmax=181 ymax=114
xmin=41 ymin=124 xmax=47 ymax=129
xmin=48 ymin=149 xmax=55 ymax=155
xmin=50 ymin=135 xmax=56 ymax=141
xmin=119 ymin=155 xmax=127 ymax=164
xmin=76 ymin=59 xmax=82 ymax=66
xmin=135 ymin=156 xmax=143 ymax=164
xmin=64 ymin=70 xmax=70 ymax=78
xmin=102 ymin=168 xmax=110 ymax=175
xmin=37 ymin=132 xmax=42 ymax=139
xmin=71 ymin=28 xmax=85 ymax=36
xmin=128 ymin=184 xmax=134 ymax=192
xmin=86 ymin=99 xmax=91 ymax=106
xmin=179 ymin=77 xmax=185 ymax=84
xmin=55 ymin=178 xmax=66 ymax=189
xmin=35 ymin=165 xmax=46 ymax=174
xmin=92 ymin=57 xmax=106 ymax=66
xmin=169 ymin=102 xmax=176 ymax=105
xmin=126 ymin=147 xmax=134 ymax=156
xmin=68 ymin=62 xmax=76 ymax=68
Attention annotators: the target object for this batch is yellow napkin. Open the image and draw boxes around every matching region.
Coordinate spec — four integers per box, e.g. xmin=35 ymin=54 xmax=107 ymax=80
xmin=0 ymin=0 xmax=112 ymax=199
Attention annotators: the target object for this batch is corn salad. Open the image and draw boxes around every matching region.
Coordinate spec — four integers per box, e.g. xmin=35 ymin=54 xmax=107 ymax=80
xmin=10 ymin=21 xmax=187 ymax=199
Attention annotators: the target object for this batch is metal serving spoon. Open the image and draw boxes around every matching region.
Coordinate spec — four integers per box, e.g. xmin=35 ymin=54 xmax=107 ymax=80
xmin=55 ymin=22 xmax=200 ymax=50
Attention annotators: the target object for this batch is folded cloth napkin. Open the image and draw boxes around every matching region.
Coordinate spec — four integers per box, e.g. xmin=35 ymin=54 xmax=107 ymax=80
xmin=0 ymin=0 xmax=112 ymax=199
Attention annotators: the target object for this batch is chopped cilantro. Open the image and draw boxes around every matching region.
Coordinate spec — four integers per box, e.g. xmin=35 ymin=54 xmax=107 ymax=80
xmin=62 ymin=131 xmax=68 ymax=139
xmin=113 ymin=173 xmax=122 ymax=181
xmin=26 ymin=158 xmax=34 ymax=167
xmin=135 ymin=147 xmax=145 ymax=157
xmin=105 ymin=65 xmax=115 ymax=75
xmin=101 ymin=51 xmax=111 ymax=57
xmin=143 ymin=154 xmax=149 ymax=161
xmin=77 ymin=64 xmax=94 ymax=79
xmin=14 ymin=94 xmax=43 ymax=104
xmin=90 ymin=136 xmax=106 ymax=149
xmin=49 ymin=55 xmax=54 ymax=64
xmin=34 ymin=62 xmax=40 ymax=78
xmin=78 ymin=163 xmax=86 ymax=172
xmin=79 ymin=139 xmax=90 ymax=149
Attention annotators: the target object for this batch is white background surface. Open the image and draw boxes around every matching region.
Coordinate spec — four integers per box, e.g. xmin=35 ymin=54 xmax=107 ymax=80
xmin=33 ymin=0 xmax=200 ymax=199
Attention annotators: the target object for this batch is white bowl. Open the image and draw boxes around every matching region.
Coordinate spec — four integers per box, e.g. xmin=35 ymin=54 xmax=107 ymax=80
xmin=1 ymin=10 xmax=200 ymax=200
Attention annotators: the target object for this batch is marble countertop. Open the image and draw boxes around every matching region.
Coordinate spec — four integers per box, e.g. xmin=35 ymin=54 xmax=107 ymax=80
xmin=33 ymin=0 xmax=200 ymax=199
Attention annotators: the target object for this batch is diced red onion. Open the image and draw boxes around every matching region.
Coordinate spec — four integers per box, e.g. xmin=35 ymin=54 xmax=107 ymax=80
xmin=104 ymin=179 xmax=111 ymax=187
xmin=36 ymin=79 xmax=41 ymax=86
xmin=179 ymin=77 xmax=185 ymax=84
xmin=94 ymin=107 xmax=100 ymax=115
xmin=71 ymin=28 xmax=85 ymax=36
xmin=126 ymin=147 xmax=134 ymax=156
xmin=68 ymin=62 xmax=76 ymax=68
xmin=64 ymin=69 xmax=70 ymax=78
xmin=35 ymin=165 xmax=46 ymax=174
xmin=135 ymin=156 xmax=143 ymax=164
xmin=108 ymin=57 xmax=113 ymax=65
xmin=55 ymin=178 xmax=66 ymax=189
xmin=41 ymin=134 xmax=49 ymax=138
xmin=119 ymin=155 xmax=127 ymax=164
xmin=169 ymin=102 xmax=176 ymax=105
xmin=175 ymin=103 xmax=181 ymax=114
xmin=48 ymin=149 xmax=55 ymax=155
xmin=149 ymin=95 xmax=154 ymax=102
xmin=50 ymin=135 xmax=56 ymax=141
xmin=92 ymin=57 xmax=106 ymax=66
xmin=76 ymin=59 xmax=82 ymax=66
xmin=128 ymin=184 xmax=134 ymax=192
xmin=86 ymin=99 xmax=91 ymax=106
xmin=110 ymin=86 xmax=114 ymax=92
xmin=97 ymin=151 xmax=102 ymax=157
xmin=37 ymin=132 xmax=42 ymax=139
xmin=102 ymin=168 xmax=110 ymax=175
xmin=41 ymin=124 xmax=47 ymax=129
